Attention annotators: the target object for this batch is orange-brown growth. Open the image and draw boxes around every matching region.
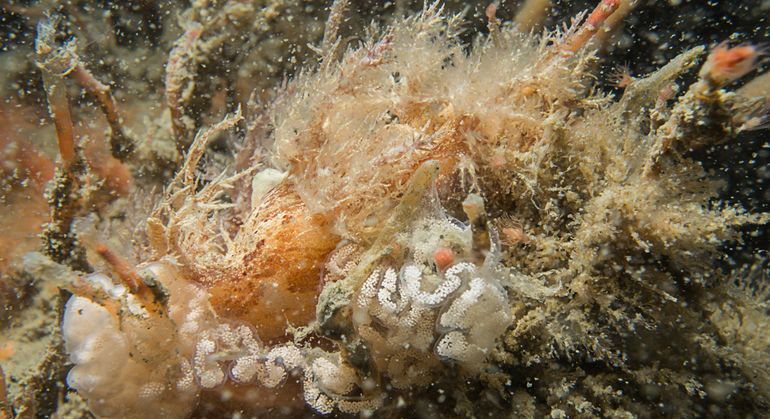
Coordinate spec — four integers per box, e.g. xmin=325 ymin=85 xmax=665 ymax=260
xmin=70 ymin=65 xmax=135 ymax=159
xmin=198 ymin=379 xmax=307 ymax=416
xmin=0 ymin=344 xmax=13 ymax=362
xmin=46 ymin=81 xmax=76 ymax=164
xmin=703 ymin=42 xmax=763 ymax=84
xmin=204 ymin=183 xmax=340 ymax=341
xmin=561 ymin=0 xmax=620 ymax=53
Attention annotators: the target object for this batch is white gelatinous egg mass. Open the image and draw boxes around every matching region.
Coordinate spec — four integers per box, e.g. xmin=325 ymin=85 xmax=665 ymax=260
xmin=60 ymin=261 xmax=210 ymax=418
xmin=62 ymin=296 xmax=129 ymax=380
xmin=312 ymin=357 xmax=357 ymax=396
xmin=229 ymin=354 xmax=261 ymax=383
xmin=354 ymin=248 xmax=512 ymax=375
xmin=435 ymin=276 xmax=512 ymax=369
xmin=435 ymin=330 xmax=478 ymax=364
xmin=61 ymin=295 xmax=138 ymax=418
xmin=193 ymin=332 xmax=224 ymax=389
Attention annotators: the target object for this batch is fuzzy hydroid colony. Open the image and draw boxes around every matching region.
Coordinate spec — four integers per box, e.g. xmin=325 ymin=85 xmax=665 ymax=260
xmin=29 ymin=1 xmax=770 ymax=417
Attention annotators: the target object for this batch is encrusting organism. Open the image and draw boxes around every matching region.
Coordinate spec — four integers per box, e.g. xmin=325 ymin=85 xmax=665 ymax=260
xmin=13 ymin=0 xmax=770 ymax=417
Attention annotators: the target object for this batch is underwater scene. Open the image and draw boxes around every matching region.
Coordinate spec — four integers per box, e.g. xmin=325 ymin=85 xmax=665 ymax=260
xmin=0 ymin=0 xmax=769 ymax=417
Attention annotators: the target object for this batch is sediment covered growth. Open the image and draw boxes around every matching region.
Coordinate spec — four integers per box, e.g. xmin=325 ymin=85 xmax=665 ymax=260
xmin=1 ymin=0 xmax=768 ymax=417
